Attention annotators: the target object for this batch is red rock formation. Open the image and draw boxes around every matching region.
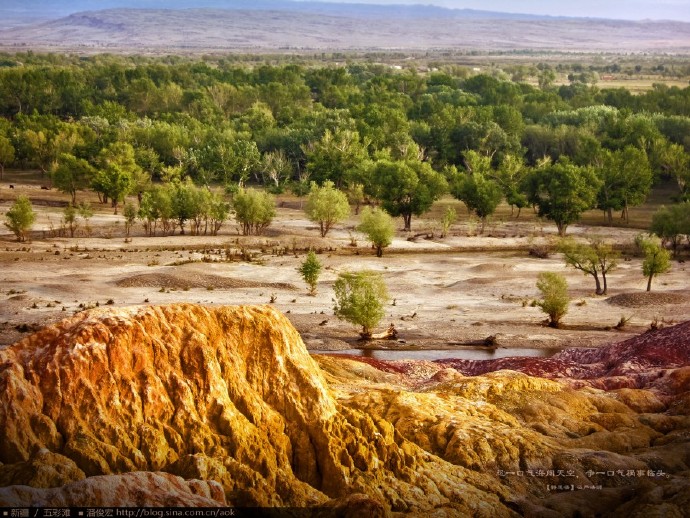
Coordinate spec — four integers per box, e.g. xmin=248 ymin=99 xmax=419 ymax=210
xmin=438 ymin=320 xmax=690 ymax=393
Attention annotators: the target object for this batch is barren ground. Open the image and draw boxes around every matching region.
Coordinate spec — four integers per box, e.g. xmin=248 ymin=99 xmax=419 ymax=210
xmin=1 ymin=179 xmax=688 ymax=352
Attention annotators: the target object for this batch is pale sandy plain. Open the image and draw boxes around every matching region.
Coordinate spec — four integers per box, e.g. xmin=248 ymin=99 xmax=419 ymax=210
xmin=1 ymin=182 xmax=689 ymax=353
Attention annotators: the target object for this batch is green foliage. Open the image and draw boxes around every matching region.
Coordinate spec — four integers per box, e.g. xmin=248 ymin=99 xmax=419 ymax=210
xmin=450 ymin=151 xmax=503 ymax=233
xmin=368 ymin=156 xmax=447 ymax=231
xmin=333 ymin=270 xmax=389 ymax=338
xmin=0 ymin=134 xmax=14 ymax=180
xmin=138 ymin=187 xmax=173 ymax=236
xmin=298 ymin=250 xmax=322 ymax=295
xmin=358 ymin=206 xmax=395 ymax=257
xmin=304 ymin=129 xmax=370 ymax=187
xmin=4 ymin=195 xmax=36 ymax=241
xmin=63 ymin=204 xmax=79 ymax=238
xmin=233 ymin=188 xmax=276 ymax=236
xmin=305 ymin=180 xmax=350 ymax=237
xmin=650 ymin=203 xmax=690 ymax=255
xmin=558 ymin=238 xmax=618 ymax=295
xmin=123 ymin=202 xmax=137 ymax=237
xmin=525 ymin=158 xmax=601 ymax=236
xmin=52 ymin=153 xmax=96 ymax=204
xmin=261 ymin=149 xmax=293 ymax=189
xmin=440 ymin=206 xmax=457 ymax=238
xmin=637 ymin=236 xmax=672 ymax=292
xmin=93 ymin=142 xmax=142 ymax=213
xmin=169 ymin=179 xmax=199 ymax=235
xmin=536 ymin=272 xmax=570 ymax=328
xmin=595 ymin=146 xmax=652 ymax=224
xmin=208 ymin=192 xmax=230 ymax=236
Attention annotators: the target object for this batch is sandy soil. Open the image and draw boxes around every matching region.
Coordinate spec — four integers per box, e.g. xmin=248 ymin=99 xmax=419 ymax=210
xmin=1 ymin=190 xmax=689 ymax=352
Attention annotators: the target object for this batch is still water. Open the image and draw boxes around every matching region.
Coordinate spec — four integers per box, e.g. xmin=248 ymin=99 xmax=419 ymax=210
xmin=316 ymin=347 xmax=561 ymax=362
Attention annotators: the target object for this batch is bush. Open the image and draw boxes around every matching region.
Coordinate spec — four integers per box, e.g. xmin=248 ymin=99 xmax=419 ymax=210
xmin=233 ymin=188 xmax=276 ymax=236
xmin=333 ymin=270 xmax=389 ymax=338
xmin=358 ymin=206 xmax=395 ymax=257
xmin=536 ymin=272 xmax=569 ymax=328
xmin=298 ymin=250 xmax=322 ymax=295
xmin=4 ymin=196 xmax=36 ymax=242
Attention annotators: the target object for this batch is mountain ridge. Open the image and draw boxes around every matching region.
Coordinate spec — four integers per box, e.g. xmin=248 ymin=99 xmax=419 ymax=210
xmin=1 ymin=6 xmax=689 ymax=53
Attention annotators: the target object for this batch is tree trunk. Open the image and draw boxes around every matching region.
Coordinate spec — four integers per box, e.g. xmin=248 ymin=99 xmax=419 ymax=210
xmin=602 ymin=272 xmax=608 ymax=295
xmin=606 ymin=208 xmax=613 ymax=226
xmin=557 ymin=222 xmax=567 ymax=237
xmin=593 ymin=273 xmax=603 ymax=295
xmin=403 ymin=213 xmax=412 ymax=232
xmin=376 ymin=245 xmax=383 ymax=257
xmin=647 ymin=274 xmax=653 ymax=292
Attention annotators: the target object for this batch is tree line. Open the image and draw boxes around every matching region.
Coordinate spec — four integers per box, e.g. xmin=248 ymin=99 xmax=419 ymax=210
xmin=0 ymin=54 xmax=689 ymax=237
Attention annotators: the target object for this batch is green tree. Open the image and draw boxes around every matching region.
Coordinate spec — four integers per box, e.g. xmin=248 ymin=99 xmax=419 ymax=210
xmin=358 ymin=206 xmax=395 ymax=257
xmin=94 ymin=142 xmax=141 ymax=213
xmin=650 ymin=203 xmax=690 ymax=256
xmin=638 ymin=236 xmax=672 ymax=292
xmin=450 ymin=152 xmax=503 ymax=234
xmin=233 ymin=188 xmax=276 ymax=236
xmin=304 ymin=129 xmax=369 ymax=188
xmin=4 ymin=195 xmax=36 ymax=241
xmin=138 ymin=187 xmax=172 ymax=236
xmin=496 ymin=154 xmax=529 ymax=217
xmin=559 ymin=238 xmax=618 ymax=295
xmin=0 ymin=135 xmax=15 ymax=180
xmin=333 ymin=270 xmax=389 ymax=339
xmin=208 ymin=192 xmax=230 ymax=236
xmin=63 ymin=204 xmax=78 ymax=237
xmin=52 ymin=153 xmax=95 ymax=204
xmin=525 ymin=158 xmax=601 ymax=236
xmin=653 ymin=141 xmax=690 ymax=198
xmin=595 ymin=147 xmax=652 ymax=225
xmin=536 ymin=272 xmax=569 ymax=328
xmin=169 ymin=179 xmax=200 ymax=235
xmin=368 ymin=157 xmax=447 ymax=232
xmin=305 ymin=181 xmax=350 ymax=237
xmin=298 ymin=250 xmax=322 ymax=295
xmin=261 ymin=149 xmax=293 ymax=190
xmin=123 ymin=201 xmax=137 ymax=237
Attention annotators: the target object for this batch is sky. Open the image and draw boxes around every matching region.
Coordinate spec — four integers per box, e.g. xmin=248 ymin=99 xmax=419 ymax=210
xmin=315 ymin=0 xmax=690 ymax=22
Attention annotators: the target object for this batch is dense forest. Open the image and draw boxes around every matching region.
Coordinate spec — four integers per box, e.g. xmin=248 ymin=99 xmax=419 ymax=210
xmin=0 ymin=52 xmax=688 ymax=235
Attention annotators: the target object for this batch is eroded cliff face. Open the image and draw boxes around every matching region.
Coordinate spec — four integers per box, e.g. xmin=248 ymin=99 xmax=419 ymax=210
xmin=316 ymin=324 xmax=690 ymax=517
xmin=1 ymin=304 xmax=688 ymax=516
xmin=0 ymin=304 xmax=513 ymax=516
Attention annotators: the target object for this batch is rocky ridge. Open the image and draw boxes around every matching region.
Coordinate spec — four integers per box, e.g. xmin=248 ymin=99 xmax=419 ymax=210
xmin=0 ymin=304 xmax=512 ymax=515
xmin=0 ymin=304 xmax=689 ymax=516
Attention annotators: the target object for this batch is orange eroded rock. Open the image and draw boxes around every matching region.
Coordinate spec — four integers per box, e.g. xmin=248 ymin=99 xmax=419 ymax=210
xmin=0 ymin=304 xmax=515 ymax=515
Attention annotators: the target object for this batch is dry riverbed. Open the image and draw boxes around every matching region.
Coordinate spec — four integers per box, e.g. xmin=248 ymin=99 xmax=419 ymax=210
xmin=1 ymin=196 xmax=688 ymax=351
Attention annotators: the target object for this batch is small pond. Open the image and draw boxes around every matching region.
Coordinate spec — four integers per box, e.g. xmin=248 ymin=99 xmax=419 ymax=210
xmin=315 ymin=347 xmax=562 ymax=362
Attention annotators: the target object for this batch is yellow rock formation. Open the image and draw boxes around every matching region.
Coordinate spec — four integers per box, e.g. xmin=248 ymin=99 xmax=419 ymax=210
xmin=0 ymin=304 xmax=688 ymax=516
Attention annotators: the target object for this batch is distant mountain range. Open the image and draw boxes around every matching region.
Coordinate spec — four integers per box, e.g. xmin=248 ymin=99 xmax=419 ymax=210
xmin=0 ymin=0 xmax=570 ymax=24
xmin=1 ymin=0 xmax=689 ymax=53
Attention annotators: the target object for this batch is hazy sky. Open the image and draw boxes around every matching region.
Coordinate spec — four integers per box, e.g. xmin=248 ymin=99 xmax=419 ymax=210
xmin=317 ymin=0 xmax=690 ymax=22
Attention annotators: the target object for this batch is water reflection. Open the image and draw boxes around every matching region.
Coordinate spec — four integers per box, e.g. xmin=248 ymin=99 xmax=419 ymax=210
xmin=317 ymin=347 xmax=561 ymax=362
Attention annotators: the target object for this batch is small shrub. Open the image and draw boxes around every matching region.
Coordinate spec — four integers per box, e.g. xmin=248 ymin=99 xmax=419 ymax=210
xmin=333 ymin=270 xmax=389 ymax=339
xmin=298 ymin=250 xmax=322 ymax=295
xmin=536 ymin=272 xmax=569 ymax=328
